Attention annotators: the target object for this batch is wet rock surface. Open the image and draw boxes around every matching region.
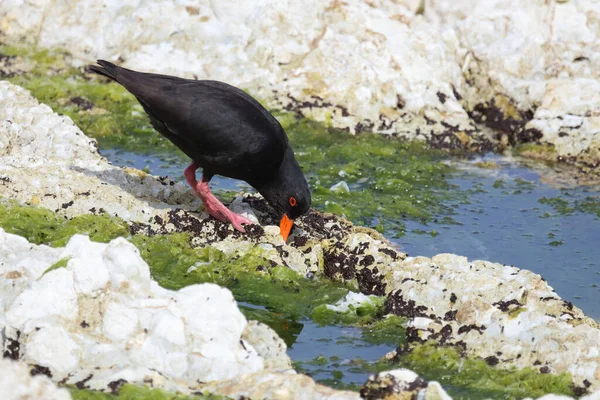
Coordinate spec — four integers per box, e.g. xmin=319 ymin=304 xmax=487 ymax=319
xmin=2 ymin=79 xmax=600 ymax=395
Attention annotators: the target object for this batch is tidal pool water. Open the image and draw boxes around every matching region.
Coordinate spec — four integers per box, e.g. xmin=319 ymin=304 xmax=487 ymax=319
xmin=402 ymin=154 xmax=600 ymax=321
xmin=101 ymin=147 xmax=599 ymax=396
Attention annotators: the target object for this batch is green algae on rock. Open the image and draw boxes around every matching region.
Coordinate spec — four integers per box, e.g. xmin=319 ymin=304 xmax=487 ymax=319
xmin=389 ymin=343 xmax=576 ymax=400
xmin=0 ymin=43 xmax=183 ymax=157
xmin=0 ymin=200 xmax=128 ymax=247
xmin=277 ymin=116 xmax=463 ymax=234
xmin=41 ymin=257 xmax=70 ymax=277
xmin=0 ymin=199 xmax=350 ymax=325
xmin=69 ymin=384 xmax=226 ymax=400
xmin=360 ymin=315 xmax=407 ymax=347
xmin=131 ymin=232 xmax=351 ymax=321
xmin=311 ymin=293 xmax=385 ymax=326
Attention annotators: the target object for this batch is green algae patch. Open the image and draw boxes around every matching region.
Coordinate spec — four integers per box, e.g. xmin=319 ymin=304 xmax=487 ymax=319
xmin=360 ymin=315 xmax=407 ymax=346
xmin=515 ymin=143 xmax=557 ymax=162
xmin=69 ymin=384 xmax=225 ymax=400
xmin=0 ymin=200 xmax=128 ymax=247
xmin=311 ymin=295 xmax=385 ymax=326
xmin=3 ymin=41 xmax=467 ymax=236
xmin=42 ymin=257 xmax=70 ymax=277
xmin=0 ymin=199 xmax=350 ymax=324
xmin=131 ymin=233 xmax=350 ymax=320
xmin=239 ymin=304 xmax=304 ymax=347
xmin=474 ymin=161 xmax=499 ymax=170
xmin=393 ymin=343 xmax=575 ymax=399
xmin=540 ymin=194 xmax=600 ymax=218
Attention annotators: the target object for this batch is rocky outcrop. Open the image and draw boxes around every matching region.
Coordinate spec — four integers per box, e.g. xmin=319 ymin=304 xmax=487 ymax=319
xmin=428 ymin=0 xmax=600 ymax=170
xmin=0 ymin=0 xmax=489 ymax=151
xmin=0 ymin=228 xmax=364 ymax=399
xmin=1 ymin=230 xmax=271 ymax=392
xmin=2 ymin=0 xmax=599 ymax=168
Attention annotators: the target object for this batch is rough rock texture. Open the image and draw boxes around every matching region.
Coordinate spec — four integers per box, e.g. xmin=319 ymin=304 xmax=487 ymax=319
xmin=0 ymin=358 xmax=71 ymax=400
xmin=0 ymin=228 xmax=361 ymax=399
xmin=2 ymin=0 xmax=599 ymax=167
xmin=0 ymin=0 xmax=490 ymax=151
xmin=1 ymin=230 xmax=264 ymax=391
xmin=379 ymin=253 xmax=600 ymax=392
xmin=360 ymin=369 xmax=450 ymax=400
xmin=1 ymin=82 xmax=600 ymax=392
xmin=202 ymin=372 xmax=360 ymax=400
xmin=426 ymin=0 xmax=600 ymax=168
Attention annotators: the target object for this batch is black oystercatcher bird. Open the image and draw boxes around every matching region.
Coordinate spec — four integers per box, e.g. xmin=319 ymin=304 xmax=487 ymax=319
xmin=89 ymin=60 xmax=310 ymax=241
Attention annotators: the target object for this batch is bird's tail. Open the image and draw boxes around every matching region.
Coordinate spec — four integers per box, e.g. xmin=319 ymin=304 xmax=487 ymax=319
xmin=89 ymin=60 xmax=120 ymax=82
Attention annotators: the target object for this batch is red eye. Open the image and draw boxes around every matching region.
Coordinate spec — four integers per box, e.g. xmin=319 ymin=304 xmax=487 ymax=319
xmin=289 ymin=197 xmax=297 ymax=206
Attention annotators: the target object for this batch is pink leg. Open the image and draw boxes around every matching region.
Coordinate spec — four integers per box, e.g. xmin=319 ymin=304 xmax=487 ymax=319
xmin=184 ymin=162 xmax=253 ymax=232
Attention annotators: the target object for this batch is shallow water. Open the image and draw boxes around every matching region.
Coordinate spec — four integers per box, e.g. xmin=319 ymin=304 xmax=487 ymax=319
xmin=401 ymin=154 xmax=600 ymax=321
xmin=240 ymin=301 xmax=393 ymax=390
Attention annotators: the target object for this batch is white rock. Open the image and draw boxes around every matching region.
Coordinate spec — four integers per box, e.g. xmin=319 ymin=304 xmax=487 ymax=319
xmin=326 ymin=291 xmax=376 ymax=313
xmin=242 ymin=321 xmax=291 ymax=372
xmin=428 ymin=0 xmax=600 ymax=163
xmin=3 ymin=0 xmax=600 ymax=163
xmin=0 ymin=0 xmax=484 ymax=146
xmin=6 ymin=267 xmax=79 ymax=332
xmin=23 ymin=325 xmax=82 ymax=378
xmin=0 ymin=358 xmax=71 ymax=400
xmin=0 ymin=228 xmax=282 ymax=393
xmin=362 ymin=368 xmax=452 ymax=400
xmin=0 ymin=228 xmax=64 ymax=335
xmin=383 ymin=252 xmax=600 ymax=391
xmin=0 ymin=83 xmax=101 ymax=169
xmin=201 ymin=371 xmax=362 ymax=400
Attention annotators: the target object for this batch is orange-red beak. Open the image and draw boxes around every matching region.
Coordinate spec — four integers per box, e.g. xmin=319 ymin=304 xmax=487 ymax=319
xmin=279 ymin=214 xmax=294 ymax=242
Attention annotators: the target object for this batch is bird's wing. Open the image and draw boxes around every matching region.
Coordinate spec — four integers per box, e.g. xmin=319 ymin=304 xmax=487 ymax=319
xmin=115 ymin=69 xmax=288 ymax=176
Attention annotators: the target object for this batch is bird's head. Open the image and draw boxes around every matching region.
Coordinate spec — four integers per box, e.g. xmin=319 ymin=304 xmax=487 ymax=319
xmin=258 ymin=148 xmax=311 ymax=242
xmin=277 ymin=185 xmax=311 ymax=242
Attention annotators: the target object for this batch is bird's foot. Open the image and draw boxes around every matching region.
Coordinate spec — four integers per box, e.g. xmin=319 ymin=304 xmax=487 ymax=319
xmin=203 ymin=196 xmax=254 ymax=232
xmin=188 ymin=175 xmax=253 ymax=233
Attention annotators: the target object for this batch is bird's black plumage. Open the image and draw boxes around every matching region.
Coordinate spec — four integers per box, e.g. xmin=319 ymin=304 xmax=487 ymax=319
xmin=89 ymin=60 xmax=311 ymax=234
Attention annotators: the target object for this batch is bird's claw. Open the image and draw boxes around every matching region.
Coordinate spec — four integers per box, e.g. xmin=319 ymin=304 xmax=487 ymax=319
xmin=228 ymin=213 xmax=254 ymax=233
xmin=194 ymin=178 xmax=254 ymax=233
xmin=204 ymin=206 xmax=254 ymax=233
